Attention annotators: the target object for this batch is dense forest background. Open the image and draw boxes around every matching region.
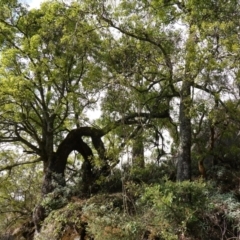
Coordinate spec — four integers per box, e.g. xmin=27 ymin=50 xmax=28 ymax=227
xmin=0 ymin=0 xmax=240 ymax=239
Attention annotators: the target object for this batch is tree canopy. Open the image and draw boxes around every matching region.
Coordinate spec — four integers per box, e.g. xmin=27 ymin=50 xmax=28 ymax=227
xmin=0 ymin=0 xmax=240 ymax=237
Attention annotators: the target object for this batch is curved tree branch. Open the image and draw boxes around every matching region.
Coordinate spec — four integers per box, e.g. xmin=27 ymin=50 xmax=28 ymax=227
xmin=102 ymin=110 xmax=169 ymax=134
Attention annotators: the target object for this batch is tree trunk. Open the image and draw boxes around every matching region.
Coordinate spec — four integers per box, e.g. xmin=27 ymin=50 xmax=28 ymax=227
xmin=35 ymin=127 xmax=110 ymax=231
xmin=177 ymin=80 xmax=192 ymax=181
xmin=132 ymin=134 xmax=145 ymax=168
xmin=176 ymin=27 xmax=196 ymax=182
xmin=41 ymin=128 xmax=108 ymax=196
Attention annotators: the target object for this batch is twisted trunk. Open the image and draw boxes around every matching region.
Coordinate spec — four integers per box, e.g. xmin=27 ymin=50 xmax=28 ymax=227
xmin=42 ymin=127 xmax=109 ymax=195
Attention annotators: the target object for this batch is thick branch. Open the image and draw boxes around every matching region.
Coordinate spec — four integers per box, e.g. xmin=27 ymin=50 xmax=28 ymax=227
xmin=0 ymin=158 xmax=42 ymax=172
xmin=102 ymin=110 xmax=169 ymax=134
xmin=0 ymin=137 xmax=21 ymax=143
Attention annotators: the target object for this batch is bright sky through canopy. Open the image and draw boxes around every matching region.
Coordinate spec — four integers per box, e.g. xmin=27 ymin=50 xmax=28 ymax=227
xmin=22 ymin=0 xmax=42 ymax=9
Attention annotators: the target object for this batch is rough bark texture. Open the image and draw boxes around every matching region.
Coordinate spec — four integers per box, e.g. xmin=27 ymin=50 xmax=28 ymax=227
xmin=177 ymin=80 xmax=192 ymax=181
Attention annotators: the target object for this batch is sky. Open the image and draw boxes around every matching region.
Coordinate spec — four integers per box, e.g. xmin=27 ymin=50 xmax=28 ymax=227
xmin=23 ymin=0 xmax=42 ymax=9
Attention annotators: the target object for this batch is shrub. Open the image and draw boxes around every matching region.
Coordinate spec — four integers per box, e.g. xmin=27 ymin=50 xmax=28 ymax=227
xmin=83 ymin=180 xmax=213 ymax=240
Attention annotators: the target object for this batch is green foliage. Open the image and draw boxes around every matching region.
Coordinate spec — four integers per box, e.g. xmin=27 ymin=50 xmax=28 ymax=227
xmin=0 ymin=153 xmax=42 ymax=235
xmin=81 ymin=180 xmax=240 ymax=239
xmin=0 ymin=0 xmax=103 ymax=153
xmin=0 ymin=0 xmax=240 ymax=238
xmin=83 ymin=198 xmax=143 ymax=240
xmin=211 ymin=192 xmax=240 ymax=231
xmin=34 ymin=177 xmax=240 ymax=240
xmin=80 ymin=181 xmax=213 ymax=239
xmin=138 ymin=180 xmax=212 ymax=239
xmin=41 ymin=186 xmax=70 ymax=214
xmin=95 ymin=162 xmax=176 ymax=194
xmin=35 ymin=201 xmax=83 ymax=240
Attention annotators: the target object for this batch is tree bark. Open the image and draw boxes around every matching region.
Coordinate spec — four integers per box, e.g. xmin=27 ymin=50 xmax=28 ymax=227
xmin=177 ymin=80 xmax=192 ymax=181
xmin=132 ymin=133 xmax=145 ymax=168
xmin=176 ymin=26 xmax=196 ymax=182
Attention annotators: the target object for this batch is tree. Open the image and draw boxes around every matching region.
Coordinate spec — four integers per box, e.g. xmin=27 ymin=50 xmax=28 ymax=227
xmin=94 ymin=0 xmax=192 ymax=180
xmin=1 ymin=0 xmax=240 ymax=234
xmin=0 ymin=0 xmax=115 ymax=192
xmin=96 ymin=14 xmax=177 ymax=169
xmin=94 ymin=0 xmax=240 ymax=181
xmin=0 ymin=0 xmax=170 ymax=229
